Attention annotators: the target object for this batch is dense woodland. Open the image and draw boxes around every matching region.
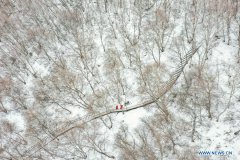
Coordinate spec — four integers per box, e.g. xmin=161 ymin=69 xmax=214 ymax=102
xmin=0 ymin=0 xmax=240 ymax=159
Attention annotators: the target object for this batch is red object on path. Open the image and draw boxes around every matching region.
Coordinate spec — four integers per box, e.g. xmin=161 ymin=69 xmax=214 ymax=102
xmin=120 ymin=105 xmax=123 ymax=109
xmin=116 ymin=105 xmax=124 ymax=110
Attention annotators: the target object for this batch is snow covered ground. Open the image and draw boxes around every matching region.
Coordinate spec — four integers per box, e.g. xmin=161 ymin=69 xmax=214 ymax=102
xmin=0 ymin=0 xmax=240 ymax=159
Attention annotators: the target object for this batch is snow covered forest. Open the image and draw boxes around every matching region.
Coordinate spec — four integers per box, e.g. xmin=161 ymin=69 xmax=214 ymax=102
xmin=0 ymin=0 xmax=240 ymax=159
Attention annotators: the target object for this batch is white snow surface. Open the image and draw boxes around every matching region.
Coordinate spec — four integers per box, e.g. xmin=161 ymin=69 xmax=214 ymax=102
xmin=0 ymin=0 xmax=240 ymax=159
